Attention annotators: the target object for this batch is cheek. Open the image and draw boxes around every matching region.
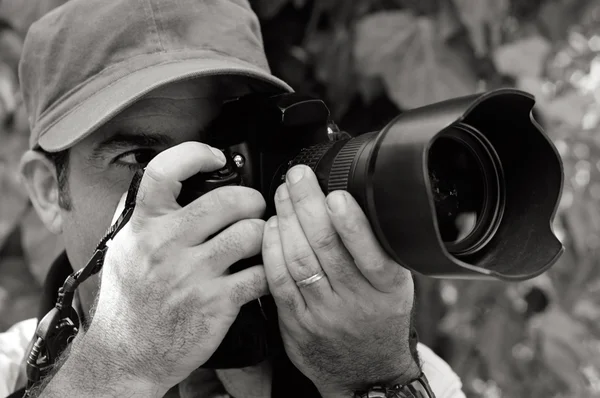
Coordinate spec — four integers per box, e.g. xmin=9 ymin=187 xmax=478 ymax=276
xmin=61 ymin=167 xmax=133 ymax=270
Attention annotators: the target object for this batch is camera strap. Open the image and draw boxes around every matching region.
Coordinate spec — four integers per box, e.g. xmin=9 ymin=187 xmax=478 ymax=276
xmin=23 ymin=170 xmax=144 ymax=395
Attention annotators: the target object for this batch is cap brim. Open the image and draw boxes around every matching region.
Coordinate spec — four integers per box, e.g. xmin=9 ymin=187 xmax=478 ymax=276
xmin=38 ymin=57 xmax=293 ymax=151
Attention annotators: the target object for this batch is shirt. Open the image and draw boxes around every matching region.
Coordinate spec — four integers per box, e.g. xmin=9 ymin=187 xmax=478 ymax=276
xmin=0 ymin=318 xmax=466 ymax=398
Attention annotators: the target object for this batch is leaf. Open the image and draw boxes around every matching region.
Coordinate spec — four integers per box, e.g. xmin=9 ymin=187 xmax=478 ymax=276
xmin=0 ymin=28 xmax=23 ymax=73
xmin=493 ymin=35 xmax=552 ymax=78
xmin=435 ymin=0 xmax=464 ymax=42
xmin=356 ymin=75 xmax=385 ymax=105
xmin=452 ymin=0 xmax=509 ymax=56
xmin=391 ymin=0 xmax=440 ymax=15
xmin=353 ymin=11 xmax=478 ymax=110
xmin=535 ymin=0 xmax=593 ymax=42
xmin=517 ymin=77 xmax=595 ymax=129
xmin=0 ymin=80 xmax=28 ymax=249
xmin=309 ymin=28 xmax=357 ymax=119
xmin=530 ymin=307 xmax=600 ymax=394
xmin=251 ymin=0 xmax=290 ymax=20
xmin=0 ymin=0 xmax=69 ymax=36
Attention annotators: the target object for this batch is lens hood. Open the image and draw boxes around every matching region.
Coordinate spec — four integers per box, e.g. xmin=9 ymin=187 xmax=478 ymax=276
xmin=355 ymin=89 xmax=564 ymax=280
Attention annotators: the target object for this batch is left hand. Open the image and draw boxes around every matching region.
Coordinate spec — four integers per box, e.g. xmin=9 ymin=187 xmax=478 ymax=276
xmin=262 ymin=165 xmax=421 ymax=397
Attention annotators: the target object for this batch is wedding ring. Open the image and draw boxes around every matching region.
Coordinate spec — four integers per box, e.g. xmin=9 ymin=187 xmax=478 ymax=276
xmin=296 ymin=271 xmax=326 ymax=287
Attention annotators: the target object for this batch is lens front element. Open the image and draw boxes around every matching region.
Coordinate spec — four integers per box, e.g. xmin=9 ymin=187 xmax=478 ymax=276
xmin=428 ymin=124 xmax=505 ymax=256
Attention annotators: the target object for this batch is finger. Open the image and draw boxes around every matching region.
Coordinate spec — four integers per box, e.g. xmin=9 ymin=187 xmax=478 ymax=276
xmin=187 ymin=219 xmax=264 ymax=276
xmin=326 ymin=190 xmax=412 ymax=293
xmin=223 ymin=264 xmax=269 ymax=308
xmin=175 ymin=185 xmax=266 ymax=245
xmin=262 ymin=216 xmax=305 ymax=314
xmin=135 ymin=141 xmax=226 ymax=218
xmin=284 ymin=166 xmax=362 ymax=287
xmin=274 ymin=183 xmax=333 ymax=298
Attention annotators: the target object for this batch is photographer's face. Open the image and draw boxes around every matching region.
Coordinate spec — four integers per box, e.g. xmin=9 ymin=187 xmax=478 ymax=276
xmin=56 ymin=78 xmax=249 ymax=313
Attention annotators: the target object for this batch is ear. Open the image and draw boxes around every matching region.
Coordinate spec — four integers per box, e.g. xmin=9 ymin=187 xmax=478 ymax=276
xmin=19 ymin=150 xmax=63 ymax=234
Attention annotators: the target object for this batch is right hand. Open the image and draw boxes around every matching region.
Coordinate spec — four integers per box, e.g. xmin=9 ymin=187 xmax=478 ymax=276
xmin=86 ymin=142 xmax=269 ymax=391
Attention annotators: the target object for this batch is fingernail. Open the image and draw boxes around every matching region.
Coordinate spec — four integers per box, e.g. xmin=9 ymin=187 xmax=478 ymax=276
xmin=276 ymin=184 xmax=289 ymax=200
xmin=269 ymin=216 xmax=278 ymax=228
xmin=286 ymin=166 xmax=304 ymax=185
xmin=209 ymin=146 xmax=226 ymax=163
xmin=326 ymin=191 xmax=347 ymax=214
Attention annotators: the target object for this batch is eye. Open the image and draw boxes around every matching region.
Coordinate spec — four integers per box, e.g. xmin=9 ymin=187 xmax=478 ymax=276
xmin=114 ymin=149 xmax=157 ymax=168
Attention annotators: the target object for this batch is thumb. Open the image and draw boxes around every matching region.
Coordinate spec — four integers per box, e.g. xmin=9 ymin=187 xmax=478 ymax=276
xmin=134 ymin=142 xmax=227 ymax=218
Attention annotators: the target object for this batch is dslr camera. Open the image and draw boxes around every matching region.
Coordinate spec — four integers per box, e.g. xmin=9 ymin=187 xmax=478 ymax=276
xmin=174 ymin=88 xmax=563 ymax=368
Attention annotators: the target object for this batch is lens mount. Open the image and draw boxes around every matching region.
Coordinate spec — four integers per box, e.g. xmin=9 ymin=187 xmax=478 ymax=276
xmin=431 ymin=123 xmax=505 ymax=256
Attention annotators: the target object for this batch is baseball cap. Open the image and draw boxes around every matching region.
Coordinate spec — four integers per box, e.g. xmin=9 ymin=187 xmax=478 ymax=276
xmin=19 ymin=0 xmax=293 ymax=151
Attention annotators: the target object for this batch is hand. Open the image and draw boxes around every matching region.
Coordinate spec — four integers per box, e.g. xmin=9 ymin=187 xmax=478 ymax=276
xmin=262 ymin=165 xmax=420 ymax=396
xmin=87 ymin=142 xmax=269 ymax=391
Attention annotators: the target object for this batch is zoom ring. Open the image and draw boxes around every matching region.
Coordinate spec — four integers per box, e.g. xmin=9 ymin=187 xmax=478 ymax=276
xmin=327 ymin=132 xmax=375 ymax=192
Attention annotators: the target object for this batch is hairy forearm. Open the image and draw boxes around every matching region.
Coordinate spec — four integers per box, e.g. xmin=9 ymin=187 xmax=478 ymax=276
xmin=26 ymin=329 xmax=166 ymax=398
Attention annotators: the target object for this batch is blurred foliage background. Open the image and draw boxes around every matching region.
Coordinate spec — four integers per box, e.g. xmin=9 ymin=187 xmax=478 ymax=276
xmin=1 ymin=0 xmax=600 ymax=397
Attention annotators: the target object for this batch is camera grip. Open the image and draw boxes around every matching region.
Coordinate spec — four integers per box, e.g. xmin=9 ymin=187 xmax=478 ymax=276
xmin=177 ymin=152 xmax=242 ymax=207
xmin=173 ymin=152 xmax=282 ymax=369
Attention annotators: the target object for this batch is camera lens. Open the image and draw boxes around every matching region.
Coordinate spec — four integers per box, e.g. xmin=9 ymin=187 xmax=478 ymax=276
xmin=427 ymin=124 xmax=505 ymax=256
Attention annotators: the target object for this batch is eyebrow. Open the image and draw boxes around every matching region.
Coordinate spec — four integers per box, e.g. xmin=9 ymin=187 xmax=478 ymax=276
xmin=91 ymin=131 xmax=175 ymax=161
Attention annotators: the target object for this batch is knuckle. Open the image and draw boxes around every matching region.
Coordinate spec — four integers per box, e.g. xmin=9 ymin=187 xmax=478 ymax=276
xmin=229 ymin=272 xmax=262 ymax=306
xmin=311 ymin=227 xmax=340 ymax=253
xmin=275 ymin=291 xmax=299 ymax=314
xmin=370 ymin=258 xmax=389 ymax=276
xmin=213 ymin=229 xmax=245 ymax=259
xmin=242 ymin=188 xmax=267 ymax=213
xmin=230 ymin=220 xmax=263 ymax=251
xmin=217 ymin=187 xmax=266 ymax=215
xmin=146 ymin=239 xmax=172 ymax=267
xmin=290 ymin=187 xmax=311 ymax=206
xmin=287 ymin=249 xmax=315 ymax=269
xmin=210 ymin=220 xmax=264 ymax=260
xmin=135 ymin=225 xmax=178 ymax=267
xmin=225 ymin=232 xmax=246 ymax=255
xmin=214 ymin=187 xmax=240 ymax=209
xmin=270 ymin=270 xmax=289 ymax=290
xmin=339 ymin=215 xmax=363 ymax=238
xmin=391 ymin=265 xmax=412 ymax=288
xmin=242 ymin=218 xmax=265 ymax=238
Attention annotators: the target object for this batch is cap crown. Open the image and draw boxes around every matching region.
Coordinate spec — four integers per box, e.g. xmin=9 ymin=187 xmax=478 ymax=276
xmin=20 ymin=0 xmax=277 ymax=149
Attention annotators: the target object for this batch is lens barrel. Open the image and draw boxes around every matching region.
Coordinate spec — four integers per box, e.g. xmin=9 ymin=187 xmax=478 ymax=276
xmin=278 ymin=89 xmax=563 ymax=280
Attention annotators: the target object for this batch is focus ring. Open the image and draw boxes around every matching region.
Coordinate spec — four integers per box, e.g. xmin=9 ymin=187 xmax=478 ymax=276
xmin=328 ymin=132 xmax=375 ymax=192
xmin=290 ymin=141 xmax=337 ymax=170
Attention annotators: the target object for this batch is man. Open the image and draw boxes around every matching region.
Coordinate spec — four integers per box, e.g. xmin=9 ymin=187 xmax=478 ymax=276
xmin=1 ymin=0 xmax=467 ymax=397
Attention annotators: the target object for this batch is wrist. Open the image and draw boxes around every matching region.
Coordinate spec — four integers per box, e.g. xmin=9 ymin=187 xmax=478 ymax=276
xmin=318 ymin=360 xmax=422 ymax=398
xmin=385 ymin=360 xmax=422 ymax=387
xmin=45 ymin=328 xmax=168 ymax=397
